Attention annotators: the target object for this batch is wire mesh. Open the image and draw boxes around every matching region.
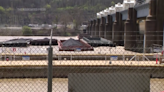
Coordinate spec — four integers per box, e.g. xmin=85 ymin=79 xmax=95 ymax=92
xmin=0 ymin=0 xmax=164 ymax=91
xmin=0 ymin=34 xmax=163 ymax=92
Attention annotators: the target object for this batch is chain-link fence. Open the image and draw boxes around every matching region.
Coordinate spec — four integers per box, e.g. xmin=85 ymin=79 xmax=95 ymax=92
xmin=0 ymin=34 xmax=163 ymax=92
xmin=0 ymin=0 xmax=164 ymax=91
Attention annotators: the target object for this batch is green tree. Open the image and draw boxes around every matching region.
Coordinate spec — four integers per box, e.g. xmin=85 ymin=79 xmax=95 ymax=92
xmin=0 ymin=6 xmax=5 ymax=14
xmin=22 ymin=26 xmax=32 ymax=36
xmin=6 ymin=7 xmax=13 ymax=12
xmin=66 ymin=32 xmax=71 ymax=36
xmin=111 ymin=1 xmax=115 ymax=6
xmin=45 ymin=4 xmax=51 ymax=9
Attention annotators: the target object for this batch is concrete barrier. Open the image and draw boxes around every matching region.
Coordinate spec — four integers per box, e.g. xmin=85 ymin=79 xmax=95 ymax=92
xmin=0 ymin=66 xmax=163 ymax=78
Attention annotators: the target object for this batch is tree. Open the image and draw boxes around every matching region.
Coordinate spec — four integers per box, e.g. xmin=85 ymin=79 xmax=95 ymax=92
xmin=60 ymin=11 xmax=71 ymax=35
xmin=45 ymin=4 xmax=51 ymax=9
xmin=44 ymin=4 xmax=52 ymax=24
xmin=111 ymin=1 xmax=115 ymax=6
xmin=0 ymin=0 xmax=124 ymax=31
xmin=0 ymin=6 xmax=5 ymax=14
xmin=22 ymin=26 xmax=32 ymax=36
xmin=6 ymin=7 xmax=13 ymax=12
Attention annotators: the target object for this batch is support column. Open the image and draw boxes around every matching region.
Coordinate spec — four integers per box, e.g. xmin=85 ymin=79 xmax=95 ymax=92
xmin=86 ymin=21 xmax=90 ymax=34
xmin=95 ymin=18 xmax=100 ymax=37
xmin=92 ymin=19 xmax=96 ymax=37
xmin=99 ymin=17 xmax=106 ymax=38
xmin=90 ymin=20 xmax=93 ymax=35
xmin=132 ymin=9 xmax=138 ymax=52
xmin=105 ymin=15 xmax=113 ymax=40
xmin=124 ymin=8 xmax=135 ymax=50
xmin=145 ymin=0 xmax=156 ymax=52
xmin=113 ymin=12 xmax=123 ymax=45
xmin=119 ymin=13 xmax=124 ymax=46
xmin=156 ymin=0 xmax=164 ymax=46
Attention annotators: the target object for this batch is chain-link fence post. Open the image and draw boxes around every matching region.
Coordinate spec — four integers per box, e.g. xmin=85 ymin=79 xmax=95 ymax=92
xmin=48 ymin=28 xmax=53 ymax=92
xmin=48 ymin=47 xmax=53 ymax=92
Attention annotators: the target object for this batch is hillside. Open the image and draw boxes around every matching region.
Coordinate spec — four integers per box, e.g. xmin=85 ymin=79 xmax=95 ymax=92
xmin=0 ymin=0 xmax=123 ymax=25
xmin=0 ymin=0 xmax=123 ymax=36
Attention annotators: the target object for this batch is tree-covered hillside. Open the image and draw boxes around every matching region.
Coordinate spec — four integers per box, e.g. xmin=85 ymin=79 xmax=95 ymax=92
xmin=0 ymin=0 xmax=123 ymax=26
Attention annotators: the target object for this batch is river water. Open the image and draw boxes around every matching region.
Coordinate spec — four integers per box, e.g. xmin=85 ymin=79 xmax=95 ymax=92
xmin=0 ymin=78 xmax=163 ymax=92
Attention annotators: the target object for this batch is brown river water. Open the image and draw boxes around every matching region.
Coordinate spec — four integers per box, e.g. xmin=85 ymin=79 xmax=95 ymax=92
xmin=0 ymin=78 xmax=163 ymax=92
